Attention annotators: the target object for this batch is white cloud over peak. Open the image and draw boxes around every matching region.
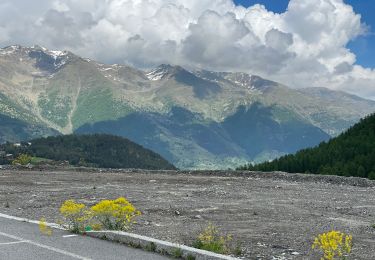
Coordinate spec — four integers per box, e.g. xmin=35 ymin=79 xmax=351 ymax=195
xmin=0 ymin=0 xmax=374 ymax=99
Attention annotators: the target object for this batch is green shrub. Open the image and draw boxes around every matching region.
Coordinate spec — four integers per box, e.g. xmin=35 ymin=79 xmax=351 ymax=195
xmin=12 ymin=154 xmax=32 ymax=165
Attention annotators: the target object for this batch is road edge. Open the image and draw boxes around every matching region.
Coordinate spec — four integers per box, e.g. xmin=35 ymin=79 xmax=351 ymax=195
xmin=86 ymin=230 xmax=240 ymax=260
xmin=0 ymin=212 xmax=240 ymax=260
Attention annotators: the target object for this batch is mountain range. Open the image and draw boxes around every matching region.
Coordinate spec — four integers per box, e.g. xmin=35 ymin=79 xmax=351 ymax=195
xmin=1 ymin=45 xmax=375 ymax=169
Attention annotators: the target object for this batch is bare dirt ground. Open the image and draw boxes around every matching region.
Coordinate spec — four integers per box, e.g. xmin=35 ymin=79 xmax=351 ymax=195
xmin=0 ymin=167 xmax=375 ymax=259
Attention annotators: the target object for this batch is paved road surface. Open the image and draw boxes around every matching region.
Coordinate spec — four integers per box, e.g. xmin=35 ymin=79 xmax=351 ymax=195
xmin=0 ymin=216 xmax=169 ymax=260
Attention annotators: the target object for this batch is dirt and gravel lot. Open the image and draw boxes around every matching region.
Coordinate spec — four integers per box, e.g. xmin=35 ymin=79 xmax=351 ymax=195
xmin=0 ymin=167 xmax=375 ymax=259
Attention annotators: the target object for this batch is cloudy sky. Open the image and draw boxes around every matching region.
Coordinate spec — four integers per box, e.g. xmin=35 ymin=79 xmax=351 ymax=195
xmin=0 ymin=0 xmax=375 ymax=100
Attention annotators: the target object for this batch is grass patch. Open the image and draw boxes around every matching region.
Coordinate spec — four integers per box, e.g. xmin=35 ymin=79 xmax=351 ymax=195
xmin=145 ymin=242 xmax=157 ymax=252
xmin=192 ymin=223 xmax=241 ymax=256
xmin=185 ymin=254 xmax=196 ymax=260
xmin=30 ymin=157 xmax=52 ymax=164
xmin=171 ymin=248 xmax=183 ymax=258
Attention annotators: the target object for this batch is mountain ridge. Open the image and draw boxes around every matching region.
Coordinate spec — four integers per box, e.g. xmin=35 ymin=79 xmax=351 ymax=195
xmin=1 ymin=45 xmax=375 ymax=169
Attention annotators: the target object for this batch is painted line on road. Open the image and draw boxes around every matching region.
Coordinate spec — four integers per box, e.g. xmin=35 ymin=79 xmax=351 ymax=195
xmin=0 ymin=231 xmax=91 ymax=260
xmin=0 ymin=212 xmax=239 ymax=260
xmin=63 ymin=234 xmax=78 ymax=238
xmin=0 ymin=241 xmax=27 ymax=245
xmin=0 ymin=213 xmax=63 ymax=230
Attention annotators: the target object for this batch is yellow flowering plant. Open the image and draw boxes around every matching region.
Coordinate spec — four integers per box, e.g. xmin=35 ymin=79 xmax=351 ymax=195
xmin=312 ymin=230 xmax=353 ymax=260
xmin=59 ymin=199 xmax=90 ymax=233
xmin=90 ymin=197 xmax=141 ymax=231
xmin=193 ymin=223 xmax=233 ymax=255
xmin=39 ymin=217 xmax=53 ymax=236
xmin=59 ymin=197 xmax=141 ymax=233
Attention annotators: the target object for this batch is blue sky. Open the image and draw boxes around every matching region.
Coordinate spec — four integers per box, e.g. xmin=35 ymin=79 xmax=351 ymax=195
xmin=234 ymin=0 xmax=375 ymax=69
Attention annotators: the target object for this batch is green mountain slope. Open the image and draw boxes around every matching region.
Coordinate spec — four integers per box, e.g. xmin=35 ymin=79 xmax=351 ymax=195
xmin=1 ymin=45 xmax=375 ymax=169
xmin=238 ymin=113 xmax=375 ymax=179
xmin=0 ymin=114 xmax=58 ymax=143
xmin=2 ymin=134 xmax=176 ymax=170
xmin=76 ymin=104 xmax=330 ymax=169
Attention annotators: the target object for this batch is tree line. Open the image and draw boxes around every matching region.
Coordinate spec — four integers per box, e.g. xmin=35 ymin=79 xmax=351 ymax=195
xmin=238 ymin=113 xmax=375 ymax=180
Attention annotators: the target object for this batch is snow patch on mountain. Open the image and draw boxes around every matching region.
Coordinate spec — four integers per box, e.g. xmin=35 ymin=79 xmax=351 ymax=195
xmin=227 ymin=73 xmax=256 ymax=90
xmin=146 ymin=65 xmax=176 ymax=81
xmin=48 ymin=50 xmax=66 ymax=60
xmin=0 ymin=45 xmax=22 ymax=56
xmin=146 ymin=70 xmax=165 ymax=81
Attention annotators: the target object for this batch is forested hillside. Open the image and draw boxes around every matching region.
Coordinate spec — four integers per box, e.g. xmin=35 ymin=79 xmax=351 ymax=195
xmin=238 ymin=114 xmax=375 ymax=179
xmin=1 ymin=134 xmax=176 ymax=170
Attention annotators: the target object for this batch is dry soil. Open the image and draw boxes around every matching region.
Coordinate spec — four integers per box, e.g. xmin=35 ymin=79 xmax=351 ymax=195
xmin=0 ymin=168 xmax=374 ymax=259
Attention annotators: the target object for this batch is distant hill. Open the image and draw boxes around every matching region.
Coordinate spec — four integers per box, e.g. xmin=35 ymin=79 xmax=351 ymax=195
xmin=1 ymin=134 xmax=176 ymax=170
xmin=238 ymin=114 xmax=375 ymax=179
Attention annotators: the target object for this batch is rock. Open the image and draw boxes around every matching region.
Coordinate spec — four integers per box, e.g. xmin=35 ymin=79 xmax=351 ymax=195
xmin=174 ymin=210 xmax=181 ymax=216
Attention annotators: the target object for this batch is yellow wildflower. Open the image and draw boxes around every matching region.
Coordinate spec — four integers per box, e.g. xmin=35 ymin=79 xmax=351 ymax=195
xmin=39 ymin=218 xmax=53 ymax=236
xmin=312 ymin=230 xmax=353 ymax=260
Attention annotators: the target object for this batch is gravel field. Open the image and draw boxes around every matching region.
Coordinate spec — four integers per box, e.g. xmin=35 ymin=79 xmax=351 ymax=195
xmin=0 ymin=167 xmax=375 ymax=259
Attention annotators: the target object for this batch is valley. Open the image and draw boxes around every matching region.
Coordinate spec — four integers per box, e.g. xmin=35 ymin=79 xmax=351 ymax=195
xmin=1 ymin=168 xmax=374 ymax=259
xmin=1 ymin=45 xmax=375 ymax=169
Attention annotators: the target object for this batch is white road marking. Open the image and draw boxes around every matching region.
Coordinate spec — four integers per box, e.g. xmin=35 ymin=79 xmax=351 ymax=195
xmin=0 ymin=241 xmax=27 ymax=245
xmin=63 ymin=234 xmax=78 ymax=238
xmin=0 ymin=231 xmax=92 ymax=260
xmin=0 ymin=213 xmax=63 ymax=230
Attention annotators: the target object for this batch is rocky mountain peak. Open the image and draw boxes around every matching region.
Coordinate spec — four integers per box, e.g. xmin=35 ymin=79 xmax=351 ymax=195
xmin=0 ymin=45 xmax=23 ymax=55
xmin=146 ymin=64 xmax=185 ymax=81
xmin=0 ymin=45 xmax=71 ymax=72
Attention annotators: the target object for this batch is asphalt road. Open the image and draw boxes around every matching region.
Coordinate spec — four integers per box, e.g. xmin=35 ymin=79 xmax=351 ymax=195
xmin=0 ymin=216 xmax=169 ymax=260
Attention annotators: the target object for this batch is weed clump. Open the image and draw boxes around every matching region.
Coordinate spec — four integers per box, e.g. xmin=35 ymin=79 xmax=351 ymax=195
xmin=186 ymin=254 xmax=196 ymax=260
xmin=59 ymin=200 xmax=89 ymax=233
xmin=59 ymin=197 xmax=141 ymax=233
xmin=192 ymin=223 xmax=240 ymax=255
xmin=171 ymin=248 xmax=183 ymax=258
xmin=91 ymin=197 xmax=141 ymax=231
xmin=312 ymin=230 xmax=353 ymax=260
xmin=145 ymin=242 xmax=157 ymax=252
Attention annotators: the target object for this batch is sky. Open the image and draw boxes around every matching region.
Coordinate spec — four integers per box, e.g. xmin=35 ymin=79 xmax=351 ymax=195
xmin=234 ymin=0 xmax=375 ymax=68
xmin=0 ymin=0 xmax=374 ymax=100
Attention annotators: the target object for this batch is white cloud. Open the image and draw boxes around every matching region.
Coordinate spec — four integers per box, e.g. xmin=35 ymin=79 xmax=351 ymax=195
xmin=0 ymin=0 xmax=374 ymax=100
